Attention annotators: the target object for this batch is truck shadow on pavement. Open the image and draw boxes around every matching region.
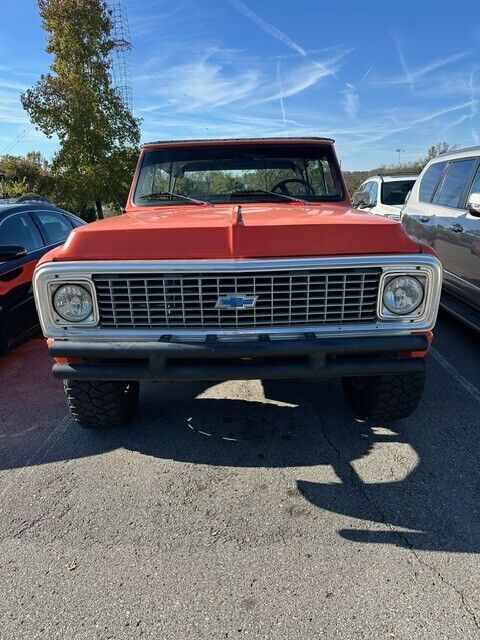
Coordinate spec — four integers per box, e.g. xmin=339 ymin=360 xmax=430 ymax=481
xmin=2 ymin=340 xmax=480 ymax=554
xmin=70 ymin=376 xmax=480 ymax=552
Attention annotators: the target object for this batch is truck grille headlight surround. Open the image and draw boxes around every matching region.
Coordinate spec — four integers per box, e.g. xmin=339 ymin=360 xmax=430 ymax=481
xmin=53 ymin=284 xmax=93 ymax=322
xmin=382 ymin=275 xmax=424 ymax=315
xmin=32 ymin=255 xmax=442 ymax=337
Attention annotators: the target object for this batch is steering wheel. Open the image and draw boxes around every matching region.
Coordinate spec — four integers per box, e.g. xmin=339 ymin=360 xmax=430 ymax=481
xmin=271 ymin=178 xmax=315 ymax=197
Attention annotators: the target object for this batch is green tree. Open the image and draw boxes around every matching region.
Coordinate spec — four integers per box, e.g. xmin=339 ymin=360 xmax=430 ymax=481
xmin=21 ymin=0 xmax=140 ymax=219
xmin=425 ymin=142 xmax=459 ymax=160
xmin=0 ymin=151 xmax=52 ymax=198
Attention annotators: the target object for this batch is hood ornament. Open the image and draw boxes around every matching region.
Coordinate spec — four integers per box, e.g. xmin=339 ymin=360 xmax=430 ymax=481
xmin=236 ymin=205 xmax=244 ymax=225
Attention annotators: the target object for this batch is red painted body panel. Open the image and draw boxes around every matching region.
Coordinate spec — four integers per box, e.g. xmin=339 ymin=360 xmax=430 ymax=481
xmin=0 ymin=258 xmax=37 ymax=296
xmin=51 ymin=202 xmax=419 ymax=261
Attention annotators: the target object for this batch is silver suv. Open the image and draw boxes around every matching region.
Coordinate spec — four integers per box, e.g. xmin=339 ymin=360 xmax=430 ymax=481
xmin=401 ymin=146 xmax=480 ymax=330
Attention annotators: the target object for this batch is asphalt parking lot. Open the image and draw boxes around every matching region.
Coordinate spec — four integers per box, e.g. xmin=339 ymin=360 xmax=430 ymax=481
xmin=0 ymin=311 xmax=479 ymax=639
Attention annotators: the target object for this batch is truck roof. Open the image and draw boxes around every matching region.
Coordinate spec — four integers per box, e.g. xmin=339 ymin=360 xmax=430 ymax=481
xmin=141 ymin=137 xmax=335 ymax=149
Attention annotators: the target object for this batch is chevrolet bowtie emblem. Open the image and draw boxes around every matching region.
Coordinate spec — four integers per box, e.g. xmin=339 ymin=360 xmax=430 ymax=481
xmin=216 ymin=294 xmax=258 ymax=310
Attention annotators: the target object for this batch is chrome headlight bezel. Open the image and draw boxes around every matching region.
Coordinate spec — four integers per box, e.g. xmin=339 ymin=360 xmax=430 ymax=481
xmin=45 ymin=279 xmax=99 ymax=327
xmin=377 ymin=268 xmax=433 ymax=321
xmin=52 ymin=283 xmax=94 ymax=323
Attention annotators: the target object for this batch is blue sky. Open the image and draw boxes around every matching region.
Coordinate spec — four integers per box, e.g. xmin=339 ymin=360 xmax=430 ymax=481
xmin=0 ymin=0 xmax=479 ymax=170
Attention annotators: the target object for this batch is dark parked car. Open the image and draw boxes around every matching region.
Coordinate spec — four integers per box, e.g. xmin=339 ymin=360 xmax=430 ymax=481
xmin=401 ymin=146 xmax=480 ymax=330
xmin=0 ymin=199 xmax=85 ymax=353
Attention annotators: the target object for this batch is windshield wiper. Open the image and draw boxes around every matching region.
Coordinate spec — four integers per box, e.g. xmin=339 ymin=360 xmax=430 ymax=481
xmin=230 ymin=189 xmax=306 ymax=205
xmin=139 ymin=191 xmax=212 ymax=206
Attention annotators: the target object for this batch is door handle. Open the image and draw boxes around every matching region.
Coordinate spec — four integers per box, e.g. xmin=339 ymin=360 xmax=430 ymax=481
xmin=449 ymin=223 xmax=463 ymax=233
xmin=419 ymin=216 xmax=430 ymax=223
xmin=0 ymin=267 xmax=23 ymax=282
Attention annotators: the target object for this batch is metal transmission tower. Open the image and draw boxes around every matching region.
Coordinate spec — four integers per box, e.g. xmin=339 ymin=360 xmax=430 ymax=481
xmin=109 ymin=0 xmax=133 ymax=110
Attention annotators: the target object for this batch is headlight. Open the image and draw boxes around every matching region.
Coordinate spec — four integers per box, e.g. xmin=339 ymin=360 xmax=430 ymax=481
xmin=382 ymin=276 xmax=424 ymax=315
xmin=53 ymin=284 xmax=93 ymax=322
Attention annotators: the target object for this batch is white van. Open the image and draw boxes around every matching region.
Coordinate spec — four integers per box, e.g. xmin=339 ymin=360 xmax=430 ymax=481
xmin=353 ymin=175 xmax=418 ymax=220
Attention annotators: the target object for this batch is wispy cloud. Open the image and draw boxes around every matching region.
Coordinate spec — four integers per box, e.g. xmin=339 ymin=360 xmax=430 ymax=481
xmin=134 ymin=47 xmax=261 ymax=110
xmin=257 ymin=55 xmax=346 ymax=103
xmin=443 ymin=114 xmax=469 ymax=131
xmin=0 ymin=79 xmax=28 ymax=91
xmin=392 ymin=35 xmax=415 ymax=92
xmin=468 ymin=68 xmax=479 ymax=143
xmin=380 ymin=47 xmax=471 ymax=90
xmin=359 ymin=68 xmax=371 ymax=83
xmin=342 ymin=83 xmax=359 ymax=118
xmin=225 ymin=0 xmax=306 ymax=56
xmin=0 ymin=90 xmax=28 ymax=125
xmin=135 ymin=45 xmax=349 ymax=114
xmin=350 ymin=101 xmax=475 ymax=146
xmin=276 ymin=58 xmax=286 ymax=127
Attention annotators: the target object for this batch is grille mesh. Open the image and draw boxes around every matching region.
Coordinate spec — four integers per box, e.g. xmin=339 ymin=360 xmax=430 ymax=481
xmin=93 ymin=268 xmax=381 ymax=330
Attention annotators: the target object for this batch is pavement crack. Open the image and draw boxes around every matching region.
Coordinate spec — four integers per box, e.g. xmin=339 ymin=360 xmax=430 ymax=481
xmin=406 ymin=549 xmax=480 ymax=631
xmin=318 ymin=421 xmax=480 ymax=632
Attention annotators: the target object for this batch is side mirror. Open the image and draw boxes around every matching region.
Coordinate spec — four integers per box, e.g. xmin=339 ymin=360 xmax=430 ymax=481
xmin=352 ymin=190 xmax=372 ymax=208
xmin=467 ymin=192 xmax=480 ymax=217
xmin=0 ymin=245 xmax=27 ymax=261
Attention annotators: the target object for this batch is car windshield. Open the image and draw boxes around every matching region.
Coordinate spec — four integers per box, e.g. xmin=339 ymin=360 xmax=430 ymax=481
xmin=381 ymin=180 xmax=416 ymax=206
xmin=133 ymin=143 xmax=343 ymax=206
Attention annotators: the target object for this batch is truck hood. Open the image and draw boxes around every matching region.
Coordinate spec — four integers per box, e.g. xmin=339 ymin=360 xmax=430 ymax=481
xmin=53 ymin=203 xmax=419 ymax=261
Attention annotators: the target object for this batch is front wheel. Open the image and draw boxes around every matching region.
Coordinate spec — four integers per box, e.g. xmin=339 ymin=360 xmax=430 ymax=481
xmin=342 ymin=371 xmax=425 ymax=421
xmin=64 ymin=380 xmax=139 ymax=429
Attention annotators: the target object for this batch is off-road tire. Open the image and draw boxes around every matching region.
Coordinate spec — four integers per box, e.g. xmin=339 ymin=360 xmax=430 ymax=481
xmin=342 ymin=372 xmax=425 ymax=421
xmin=64 ymin=380 xmax=139 ymax=428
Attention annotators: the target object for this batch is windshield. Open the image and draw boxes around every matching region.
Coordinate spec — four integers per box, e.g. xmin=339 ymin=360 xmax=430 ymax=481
xmin=133 ymin=144 xmax=343 ymax=206
xmin=381 ymin=180 xmax=416 ymax=206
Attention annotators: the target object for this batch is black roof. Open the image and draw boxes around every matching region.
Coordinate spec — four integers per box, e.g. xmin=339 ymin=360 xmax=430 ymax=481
xmin=0 ymin=201 xmax=77 ymax=221
xmin=5 ymin=195 xmax=51 ymax=204
xmin=141 ymin=136 xmax=335 ymax=148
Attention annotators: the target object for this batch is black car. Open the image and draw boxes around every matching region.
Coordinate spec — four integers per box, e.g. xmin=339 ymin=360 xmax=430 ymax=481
xmin=0 ymin=199 xmax=85 ymax=353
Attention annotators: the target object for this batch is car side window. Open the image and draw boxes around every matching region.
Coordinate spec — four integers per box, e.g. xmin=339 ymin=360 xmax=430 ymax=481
xmin=419 ymin=161 xmax=446 ymax=202
xmin=369 ymin=181 xmax=378 ymax=205
xmin=35 ymin=211 xmax=73 ymax=245
xmin=69 ymin=216 xmax=85 ymax=228
xmin=0 ymin=213 xmax=44 ymax=253
xmin=361 ymin=182 xmax=371 ymax=193
xmin=433 ymin=159 xmax=476 ymax=209
xmin=467 ymin=161 xmax=480 ymax=199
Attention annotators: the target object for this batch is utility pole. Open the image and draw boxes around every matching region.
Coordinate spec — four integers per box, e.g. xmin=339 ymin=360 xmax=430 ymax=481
xmin=395 ymin=148 xmax=405 ymax=166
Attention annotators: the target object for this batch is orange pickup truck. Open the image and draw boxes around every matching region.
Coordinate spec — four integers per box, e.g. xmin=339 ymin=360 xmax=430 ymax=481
xmin=33 ymin=138 xmax=442 ymax=429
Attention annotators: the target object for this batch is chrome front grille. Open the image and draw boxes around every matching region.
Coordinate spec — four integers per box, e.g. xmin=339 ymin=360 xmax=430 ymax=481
xmin=93 ymin=267 xmax=381 ymax=330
